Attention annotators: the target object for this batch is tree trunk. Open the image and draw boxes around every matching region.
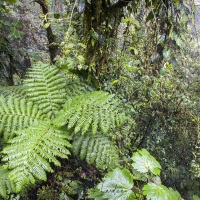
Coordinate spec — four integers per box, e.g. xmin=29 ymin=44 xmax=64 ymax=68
xmin=83 ymin=0 xmax=133 ymax=84
xmin=35 ymin=0 xmax=58 ymax=64
xmin=6 ymin=54 xmax=15 ymax=86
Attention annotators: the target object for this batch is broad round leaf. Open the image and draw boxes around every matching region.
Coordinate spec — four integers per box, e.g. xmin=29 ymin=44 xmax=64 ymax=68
xmin=97 ymin=168 xmax=135 ymax=200
xmin=131 ymin=149 xmax=162 ymax=175
xmin=143 ymin=183 xmax=183 ymax=200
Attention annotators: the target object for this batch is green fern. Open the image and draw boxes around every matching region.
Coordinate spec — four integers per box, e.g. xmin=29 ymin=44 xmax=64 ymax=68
xmin=72 ymin=134 xmax=120 ymax=170
xmin=0 ymin=63 xmax=129 ymax=196
xmin=53 ymin=91 xmax=127 ymax=135
xmin=1 ymin=122 xmax=71 ymax=192
xmin=0 ymin=86 xmax=25 ymax=99
xmin=23 ymin=62 xmax=67 ymax=119
xmin=0 ymin=95 xmax=47 ymax=141
xmin=65 ymin=79 xmax=94 ymax=98
xmin=0 ymin=166 xmax=16 ymax=199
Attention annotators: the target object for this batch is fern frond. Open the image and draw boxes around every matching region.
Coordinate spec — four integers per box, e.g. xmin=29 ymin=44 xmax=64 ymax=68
xmin=23 ymin=62 xmax=66 ymax=119
xmin=0 ymin=166 xmax=15 ymax=199
xmin=0 ymin=95 xmax=47 ymax=141
xmin=72 ymin=134 xmax=120 ymax=170
xmin=2 ymin=122 xmax=71 ymax=192
xmin=65 ymin=79 xmax=94 ymax=98
xmin=0 ymin=86 xmax=25 ymax=99
xmin=53 ymin=91 xmax=127 ymax=135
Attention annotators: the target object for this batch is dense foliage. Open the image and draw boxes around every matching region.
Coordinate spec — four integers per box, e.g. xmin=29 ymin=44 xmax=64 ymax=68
xmin=0 ymin=0 xmax=199 ymax=199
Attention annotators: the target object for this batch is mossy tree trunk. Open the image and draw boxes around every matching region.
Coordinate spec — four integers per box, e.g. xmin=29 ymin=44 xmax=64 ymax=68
xmin=83 ymin=0 xmax=133 ymax=84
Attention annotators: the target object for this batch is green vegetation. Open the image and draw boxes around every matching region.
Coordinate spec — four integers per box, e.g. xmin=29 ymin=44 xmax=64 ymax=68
xmin=0 ymin=0 xmax=199 ymax=199
xmin=88 ymin=149 xmax=183 ymax=200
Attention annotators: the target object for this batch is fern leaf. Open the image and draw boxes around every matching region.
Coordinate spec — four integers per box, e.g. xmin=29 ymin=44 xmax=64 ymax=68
xmin=72 ymin=134 xmax=120 ymax=170
xmin=53 ymin=91 xmax=127 ymax=135
xmin=0 ymin=95 xmax=47 ymax=141
xmin=92 ymin=107 xmax=99 ymax=135
xmin=68 ymin=107 xmax=82 ymax=129
xmin=85 ymin=136 xmax=96 ymax=164
xmin=0 ymin=166 xmax=15 ymax=199
xmin=0 ymin=86 xmax=25 ymax=99
xmin=2 ymin=122 xmax=71 ymax=192
xmin=23 ymin=62 xmax=67 ymax=119
xmin=65 ymin=79 xmax=94 ymax=98
xmin=79 ymin=135 xmax=91 ymax=160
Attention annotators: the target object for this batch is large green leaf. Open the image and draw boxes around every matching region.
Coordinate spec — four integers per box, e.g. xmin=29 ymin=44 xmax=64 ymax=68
xmin=53 ymin=91 xmax=127 ymax=135
xmin=168 ymin=188 xmax=183 ymax=200
xmin=0 ymin=86 xmax=25 ymax=99
xmin=143 ymin=183 xmax=183 ymax=200
xmin=72 ymin=134 xmax=119 ymax=170
xmin=88 ymin=188 xmax=108 ymax=200
xmin=3 ymin=0 xmax=16 ymax=3
xmin=23 ymin=62 xmax=67 ymax=119
xmin=0 ymin=166 xmax=15 ymax=199
xmin=193 ymin=195 xmax=200 ymax=200
xmin=89 ymin=168 xmax=135 ymax=200
xmin=2 ymin=122 xmax=71 ymax=192
xmin=131 ymin=149 xmax=161 ymax=175
xmin=0 ymin=95 xmax=47 ymax=141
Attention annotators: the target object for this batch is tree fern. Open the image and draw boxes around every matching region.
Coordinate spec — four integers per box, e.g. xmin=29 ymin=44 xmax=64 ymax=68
xmin=0 ymin=86 xmax=25 ymax=99
xmin=53 ymin=91 xmax=127 ymax=135
xmin=0 ymin=63 xmax=130 ymax=197
xmin=0 ymin=166 xmax=15 ymax=199
xmin=65 ymin=79 xmax=94 ymax=98
xmin=1 ymin=122 xmax=71 ymax=192
xmin=23 ymin=62 xmax=67 ymax=119
xmin=0 ymin=95 xmax=47 ymax=141
xmin=72 ymin=134 xmax=120 ymax=170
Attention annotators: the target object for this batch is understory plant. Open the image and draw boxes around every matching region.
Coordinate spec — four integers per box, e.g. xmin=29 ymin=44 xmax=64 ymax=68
xmin=88 ymin=149 xmax=184 ymax=200
xmin=0 ymin=62 xmax=126 ymax=199
xmin=0 ymin=62 xmax=199 ymax=200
